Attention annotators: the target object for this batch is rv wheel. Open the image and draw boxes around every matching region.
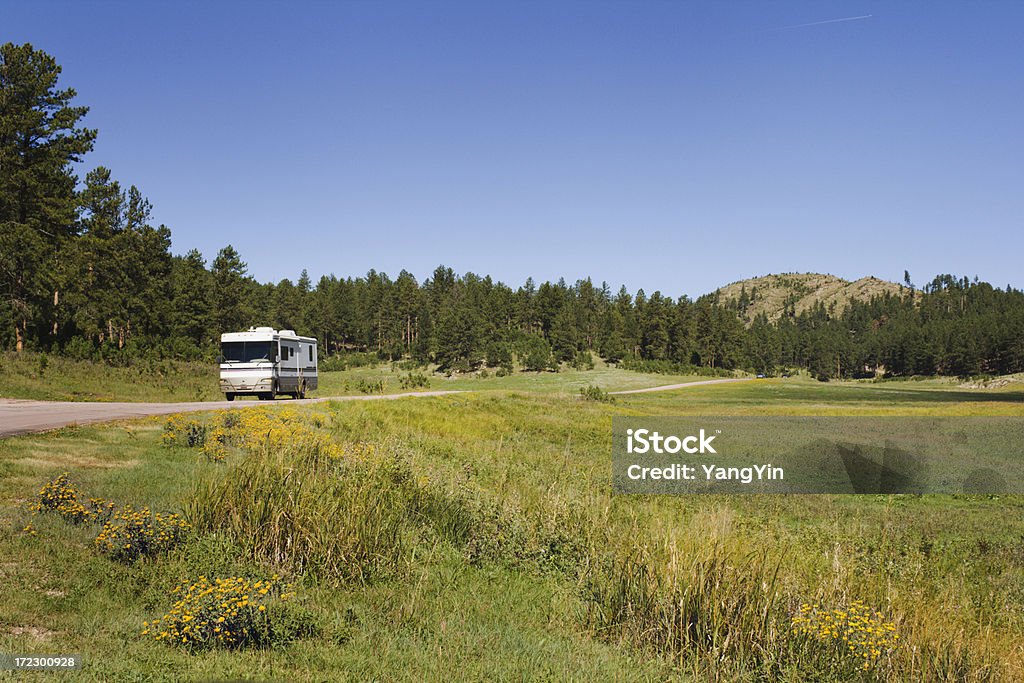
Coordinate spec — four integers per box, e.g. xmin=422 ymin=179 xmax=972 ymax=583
xmin=225 ymin=393 xmax=235 ymax=402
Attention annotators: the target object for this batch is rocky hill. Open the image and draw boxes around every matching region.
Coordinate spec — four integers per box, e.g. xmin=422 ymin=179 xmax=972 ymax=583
xmin=713 ymin=273 xmax=911 ymax=323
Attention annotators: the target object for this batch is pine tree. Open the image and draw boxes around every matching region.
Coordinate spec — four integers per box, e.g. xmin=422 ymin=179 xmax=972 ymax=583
xmin=211 ymin=245 xmax=249 ymax=333
xmin=0 ymin=43 xmax=96 ymax=351
xmin=171 ymin=250 xmax=212 ymax=345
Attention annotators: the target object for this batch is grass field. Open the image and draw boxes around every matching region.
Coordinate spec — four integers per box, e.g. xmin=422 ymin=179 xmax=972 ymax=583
xmin=2 ymin=373 xmax=1023 ymax=680
xmin=0 ymin=351 xmax=728 ymax=402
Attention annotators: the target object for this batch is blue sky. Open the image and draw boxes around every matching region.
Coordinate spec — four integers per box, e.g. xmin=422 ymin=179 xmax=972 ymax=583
xmin=5 ymin=1 xmax=1023 ymax=296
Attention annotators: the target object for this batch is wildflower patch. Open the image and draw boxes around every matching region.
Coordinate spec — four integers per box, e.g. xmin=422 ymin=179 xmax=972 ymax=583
xmin=792 ymin=600 xmax=899 ymax=671
xmin=162 ymin=409 xmax=376 ymax=464
xmin=29 ymin=473 xmax=116 ymax=524
xmin=28 ymin=473 xmax=188 ymax=563
xmin=142 ymin=575 xmax=314 ymax=649
xmin=94 ymin=505 xmax=191 ymax=562
xmin=161 ymin=415 xmax=208 ymax=449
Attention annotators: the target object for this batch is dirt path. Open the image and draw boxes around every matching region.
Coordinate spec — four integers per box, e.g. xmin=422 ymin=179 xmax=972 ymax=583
xmin=608 ymin=377 xmax=752 ymax=395
xmin=0 ymin=391 xmax=464 ymax=439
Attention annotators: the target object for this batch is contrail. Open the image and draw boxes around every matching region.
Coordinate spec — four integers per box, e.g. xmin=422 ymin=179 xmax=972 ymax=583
xmin=775 ymin=14 xmax=872 ymax=31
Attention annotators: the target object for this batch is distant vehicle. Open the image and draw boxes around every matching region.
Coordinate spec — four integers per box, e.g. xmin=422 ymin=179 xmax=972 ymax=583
xmin=219 ymin=327 xmax=318 ymax=401
xmin=756 ymin=374 xmax=766 ymax=379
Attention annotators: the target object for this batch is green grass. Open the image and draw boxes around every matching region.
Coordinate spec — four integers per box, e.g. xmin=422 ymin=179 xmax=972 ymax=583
xmin=2 ymin=380 xmax=1023 ymax=680
xmin=316 ymin=359 xmax=722 ymax=396
xmin=0 ymin=352 xmax=221 ymax=402
xmin=1 ymin=351 xmax=728 ymax=402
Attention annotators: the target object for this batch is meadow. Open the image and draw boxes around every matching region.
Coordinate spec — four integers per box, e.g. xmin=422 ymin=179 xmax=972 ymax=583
xmin=0 ymin=351 xmax=721 ymax=402
xmin=1 ymin=373 xmax=1023 ymax=681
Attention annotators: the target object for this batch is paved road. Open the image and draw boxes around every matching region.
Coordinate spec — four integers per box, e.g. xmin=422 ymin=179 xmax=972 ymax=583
xmin=608 ymin=377 xmax=752 ymax=395
xmin=0 ymin=391 xmax=464 ymax=439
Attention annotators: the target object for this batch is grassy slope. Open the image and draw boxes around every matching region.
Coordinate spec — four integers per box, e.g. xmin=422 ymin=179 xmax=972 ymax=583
xmin=0 ymin=353 xmax=222 ymax=402
xmin=1 ymin=380 xmax=1023 ymax=680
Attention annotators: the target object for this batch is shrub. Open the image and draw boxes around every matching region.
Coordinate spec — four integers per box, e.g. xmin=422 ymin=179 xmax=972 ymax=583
xmin=791 ymin=600 xmax=899 ymax=673
xmin=142 ymin=575 xmax=316 ymax=649
xmin=94 ymin=505 xmax=191 ymax=562
xmin=398 ymin=372 xmax=430 ymax=390
xmin=162 ymin=415 xmax=208 ymax=448
xmin=579 ymin=384 xmax=614 ymax=403
xmin=63 ymin=336 xmax=97 ymax=361
xmin=355 ymin=378 xmax=387 ymax=394
xmin=30 ymin=473 xmax=115 ymax=524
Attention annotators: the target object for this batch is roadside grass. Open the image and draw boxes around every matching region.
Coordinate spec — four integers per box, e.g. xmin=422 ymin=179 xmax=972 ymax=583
xmin=1 ymin=351 xmax=723 ymax=402
xmin=0 ymin=352 xmax=220 ymax=402
xmin=1 ymin=381 xmax=1023 ymax=679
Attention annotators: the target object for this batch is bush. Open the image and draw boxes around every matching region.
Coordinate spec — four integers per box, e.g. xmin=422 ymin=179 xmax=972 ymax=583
xmin=792 ymin=600 xmax=899 ymax=674
xmin=94 ymin=505 xmax=191 ymax=562
xmin=162 ymin=415 xmax=209 ymax=448
xmin=355 ymin=378 xmax=387 ymax=394
xmin=30 ymin=473 xmax=116 ymax=524
xmin=63 ymin=336 xmax=97 ymax=361
xmin=398 ymin=372 xmax=430 ymax=390
xmin=142 ymin=575 xmax=316 ymax=649
xmin=579 ymin=384 xmax=614 ymax=403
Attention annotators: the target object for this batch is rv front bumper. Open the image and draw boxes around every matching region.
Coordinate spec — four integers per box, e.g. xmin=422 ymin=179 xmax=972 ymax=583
xmin=219 ymin=376 xmax=274 ymax=394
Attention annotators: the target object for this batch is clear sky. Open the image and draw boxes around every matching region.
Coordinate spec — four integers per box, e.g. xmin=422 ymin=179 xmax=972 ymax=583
xmin=4 ymin=1 xmax=1023 ymax=296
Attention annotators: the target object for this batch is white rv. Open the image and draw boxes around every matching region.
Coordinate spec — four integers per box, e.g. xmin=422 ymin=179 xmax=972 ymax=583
xmin=219 ymin=327 xmax=318 ymax=400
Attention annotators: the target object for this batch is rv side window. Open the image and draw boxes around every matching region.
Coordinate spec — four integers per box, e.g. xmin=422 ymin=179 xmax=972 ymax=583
xmin=309 ymin=346 xmax=313 ymax=362
xmin=281 ymin=346 xmax=288 ymax=361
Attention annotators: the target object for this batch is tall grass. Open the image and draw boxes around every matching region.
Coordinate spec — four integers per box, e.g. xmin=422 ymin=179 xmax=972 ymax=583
xmin=165 ymin=394 xmax=1024 ymax=679
xmin=582 ymin=535 xmax=796 ymax=679
xmin=185 ymin=430 xmax=597 ymax=585
xmin=186 ymin=439 xmax=411 ymax=583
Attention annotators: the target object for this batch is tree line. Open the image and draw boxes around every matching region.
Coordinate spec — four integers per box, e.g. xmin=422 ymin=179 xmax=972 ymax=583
xmin=3 ymin=43 xmax=1023 ymax=378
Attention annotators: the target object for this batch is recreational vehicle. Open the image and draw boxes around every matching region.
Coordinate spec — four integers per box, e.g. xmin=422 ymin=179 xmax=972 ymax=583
xmin=219 ymin=327 xmax=318 ymax=400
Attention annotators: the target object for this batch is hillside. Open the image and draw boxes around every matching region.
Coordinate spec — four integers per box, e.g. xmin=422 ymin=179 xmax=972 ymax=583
xmin=714 ymin=273 xmax=911 ymax=323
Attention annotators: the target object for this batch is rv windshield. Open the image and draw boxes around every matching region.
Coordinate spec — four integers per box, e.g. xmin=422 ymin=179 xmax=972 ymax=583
xmin=221 ymin=341 xmax=273 ymax=363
